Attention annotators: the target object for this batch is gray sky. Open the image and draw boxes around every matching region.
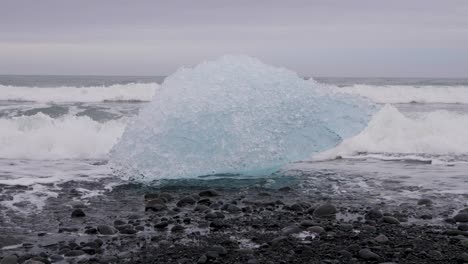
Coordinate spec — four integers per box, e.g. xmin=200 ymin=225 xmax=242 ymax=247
xmin=1 ymin=0 xmax=467 ymax=77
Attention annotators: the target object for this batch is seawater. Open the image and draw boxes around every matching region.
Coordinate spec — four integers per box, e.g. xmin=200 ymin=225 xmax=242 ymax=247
xmin=1 ymin=67 xmax=468 ymax=213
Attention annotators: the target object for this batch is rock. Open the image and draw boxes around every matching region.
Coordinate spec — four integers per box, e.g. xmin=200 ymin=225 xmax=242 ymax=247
xmin=97 ymin=225 xmax=116 ymax=235
xmin=120 ymin=228 xmax=137 ymax=234
xmin=417 ymin=198 xmax=433 ymax=206
xmin=176 ymin=196 xmax=197 ymax=207
xmin=338 ymin=250 xmax=352 ymax=259
xmin=71 ymin=209 xmax=85 ymax=218
xmin=145 ymin=200 xmax=167 ymax=212
xmin=359 ymin=249 xmax=380 ymax=260
xmin=194 ymin=205 xmax=210 ymax=212
xmin=82 ymin=246 xmax=96 ymax=255
xmin=307 ymin=226 xmax=326 ymax=235
xmin=288 ymin=203 xmax=304 ymax=211
xmin=210 ymin=245 xmax=227 ymax=255
xmin=199 ymin=190 xmax=219 ymax=197
xmin=454 ymin=213 xmax=468 ymax=223
xmin=281 ymin=224 xmax=301 ymax=235
xmin=374 ymin=234 xmax=389 ymax=243
xmin=23 ymin=261 xmax=43 ymax=264
xmin=154 ymin=222 xmax=169 ymax=229
xmin=460 ymin=239 xmax=468 ymax=248
xmin=1 ymin=255 xmax=18 ymax=264
xmin=171 ymin=225 xmax=185 ymax=232
xmin=197 ymin=255 xmax=208 ymax=264
xmin=365 ymin=209 xmax=383 ymax=220
xmin=205 ymin=251 xmax=219 ymax=259
xmin=278 ymin=186 xmax=292 ymax=192
xmin=224 ymin=204 xmax=241 ymax=213
xmin=114 ymin=219 xmax=126 ymax=226
xmin=0 ymin=236 xmax=21 ymax=248
xmin=460 ymin=253 xmax=468 ymax=262
xmin=313 ymin=204 xmax=337 ymax=218
xmin=339 ymin=224 xmax=353 ymax=231
xmin=50 ymin=255 xmax=64 ymax=262
xmin=382 ymin=216 xmax=400 ymax=224
xmin=300 ymin=220 xmax=318 ymax=227
xmin=198 ymin=198 xmax=212 ymax=206
xmin=64 ymin=250 xmax=86 ymax=257
xmin=271 ymin=236 xmax=288 ymax=246
xmin=459 ymin=224 xmax=468 ymax=231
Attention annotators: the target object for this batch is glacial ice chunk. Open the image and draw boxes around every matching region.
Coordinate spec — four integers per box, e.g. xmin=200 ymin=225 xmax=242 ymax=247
xmin=110 ymin=55 xmax=375 ymax=181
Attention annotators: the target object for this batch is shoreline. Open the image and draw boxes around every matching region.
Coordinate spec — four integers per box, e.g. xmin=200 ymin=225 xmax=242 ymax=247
xmin=2 ymin=180 xmax=468 ymax=263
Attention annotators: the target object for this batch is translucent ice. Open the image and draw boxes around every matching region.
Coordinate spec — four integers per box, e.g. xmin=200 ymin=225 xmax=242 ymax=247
xmin=111 ymin=55 xmax=375 ymax=181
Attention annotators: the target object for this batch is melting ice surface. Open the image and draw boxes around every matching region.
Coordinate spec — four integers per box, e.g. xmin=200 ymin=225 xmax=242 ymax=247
xmin=111 ymin=55 xmax=376 ymax=181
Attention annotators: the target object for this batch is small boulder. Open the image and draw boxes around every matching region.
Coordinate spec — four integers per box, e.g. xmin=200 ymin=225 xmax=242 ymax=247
xmin=313 ymin=204 xmax=337 ymax=218
xmin=382 ymin=216 xmax=400 ymax=224
xmin=176 ymin=196 xmax=197 ymax=207
xmin=454 ymin=213 xmax=468 ymax=223
xmin=199 ymin=190 xmax=219 ymax=197
xmin=97 ymin=225 xmax=116 ymax=235
xmin=71 ymin=209 xmax=85 ymax=218
xmin=359 ymin=249 xmax=380 ymax=260
xmin=374 ymin=234 xmax=389 ymax=243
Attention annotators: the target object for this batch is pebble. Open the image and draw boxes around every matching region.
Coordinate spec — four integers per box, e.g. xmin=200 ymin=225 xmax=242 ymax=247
xmin=176 ymin=196 xmax=197 ymax=207
xmin=307 ymin=226 xmax=326 ymax=234
xmin=171 ymin=225 xmax=185 ymax=232
xmin=300 ymin=220 xmax=318 ymax=227
xmin=382 ymin=216 xmax=400 ymax=224
xmin=454 ymin=213 xmax=468 ymax=223
xmin=365 ymin=208 xmax=383 ymax=220
xmin=199 ymin=190 xmax=219 ymax=197
xmin=0 ymin=255 xmax=18 ymax=264
xmin=417 ymin=198 xmax=433 ymax=206
xmin=97 ymin=225 xmax=116 ymax=235
xmin=197 ymin=255 xmax=208 ymax=264
xmin=71 ymin=209 xmax=86 ymax=218
xmin=374 ymin=234 xmax=389 ymax=243
xmin=281 ymin=224 xmax=302 ymax=235
xmin=359 ymin=248 xmax=380 ymax=260
xmin=64 ymin=250 xmax=86 ymax=257
xmin=313 ymin=204 xmax=337 ymax=218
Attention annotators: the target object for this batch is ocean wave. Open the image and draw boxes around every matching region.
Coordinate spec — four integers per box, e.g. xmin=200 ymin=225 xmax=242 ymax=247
xmin=0 ymin=113 xmax=125 ymax=159
xmin=314 ymin=104 xmax=468 ymax=162
xmin=0 ymin=83 xmax=157 ymax=102
xmin=331 ymin=84 xmax=468 ymax=104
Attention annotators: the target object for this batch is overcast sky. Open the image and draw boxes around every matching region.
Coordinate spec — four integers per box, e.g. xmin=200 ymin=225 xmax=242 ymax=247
xmin=1 ymin=0 xmax=467 ymax=77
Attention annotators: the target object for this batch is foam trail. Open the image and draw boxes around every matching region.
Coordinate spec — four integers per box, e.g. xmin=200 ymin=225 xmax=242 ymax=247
xmin=314 ymin=105 xmax=468 ymax=161
xmin=0 ymin=83 xmax=157 ymax=102
xmin=0 ymin=113 xmax=125 ymax=159
xmin=331 ymin=84 xmax=468 ymax=104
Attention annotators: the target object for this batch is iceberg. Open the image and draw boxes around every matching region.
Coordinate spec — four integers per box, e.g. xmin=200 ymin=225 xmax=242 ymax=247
xmin=110 ymin=55 xmax=375 ymax=181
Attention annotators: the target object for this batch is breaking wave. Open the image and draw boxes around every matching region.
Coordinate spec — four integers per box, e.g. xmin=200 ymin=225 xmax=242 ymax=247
xmin=314 ymin=105 xmax=468 ymax=162
xmin=0 ymin=83 xmax=157 ymax=102
xmin=333 ymin=84 xmax=468 ymax=104
xmin=0 ymin=113 xmax=125 ymax=159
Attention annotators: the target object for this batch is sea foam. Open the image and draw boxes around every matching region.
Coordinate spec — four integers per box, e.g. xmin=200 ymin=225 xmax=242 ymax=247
xmin=111 ymin=55 xmax=375 ymax=181
xmin=0 ymin=83 xmax=157 ymax=102
xmin=314 ymin=104 xmax=468 ymax=161
xmin=0 ymin=113 xmax=125 ymax=159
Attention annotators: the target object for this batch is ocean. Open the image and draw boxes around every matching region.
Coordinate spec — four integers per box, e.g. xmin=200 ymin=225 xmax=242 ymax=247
xmin=1 ymin=74 xmax=468 ymax=213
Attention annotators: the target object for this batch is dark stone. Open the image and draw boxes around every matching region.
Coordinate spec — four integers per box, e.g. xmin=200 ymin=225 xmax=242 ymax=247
xmin=97 ymin=225 xmax=116 ymax=235
xmin=224 ymin=204 xmax=241 ymax=213
xmin=154 ymin=222 xmax=169 ymax=229
xmin=210 ymin=245 xmax=227 ymax=255
xmin=278 ymin=186 xmax=292 ymax=192
xmin=282 ymin=224 xmax=301 ymax=235
xmin=171 ymin=225 xmax=185 ymax=232
xmin=459 ymin=224 xmax=468 ymax=231
xmin=382 ymin=216 xmax=400 ymax=224
xmin=199 ymin=190 xmax=219 ymax=197
xmin=374 ymin=234 xmax=389 ymax=243
xmin=64 ymin=250 xmax=86 ymax=257
xmin=81 ymin=247 xmax=96 ymax=255
xmin=194 ymin=205 xmax=210 ymax=212
xmin=145 ymin=200 xmax=167 ymax=212
xmin=300 ymin=220 xmax=318 ymax=227
xmin=454 ymin=213 xmax=468 ymax=223
xmin=198 ymin=198 xmax=212 ymax=206
xmin=176 ymin=196 xmax=197 ymax=207
xmin=0 ymin=255 xmax=18 ymax=264
xmin=307 ymin=226 xmax=325 ymax=234
xmin=71 ymin=209 xmax=85 ymax=218
xmin=365 ymin=209 xmax=383 ymax=220
xmin=197 ymin=255 xmax=208 ymax=264
xmin=417 ymin=198 xmax=433 ymax=206
xmin=313 ymin=204 xmax=337 ymax=218
xmin=0 ymin=236 xmax=21 ymax=248
xmin=120 ymin=228 xmax=138 ymax=235
xmin=359 ymin=249 xmax=380 ymax=260
xmin=114 ymin=219 xmax=126 ymax=226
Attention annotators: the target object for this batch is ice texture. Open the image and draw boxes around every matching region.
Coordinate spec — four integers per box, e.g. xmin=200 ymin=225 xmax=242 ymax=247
xmin=110 ymin=55 xmax=375 ymax=181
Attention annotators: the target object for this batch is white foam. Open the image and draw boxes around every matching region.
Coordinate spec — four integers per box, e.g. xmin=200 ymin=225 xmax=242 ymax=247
xmin=332 ymin=84 xmax=468 ymax=104
xmin=0 ymin=83 xmax=157 ymax=102
xmin=0 ymin=113 xmax=125 ymax=159
xmin=314 ymin=105 xmax=468 ymax=161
